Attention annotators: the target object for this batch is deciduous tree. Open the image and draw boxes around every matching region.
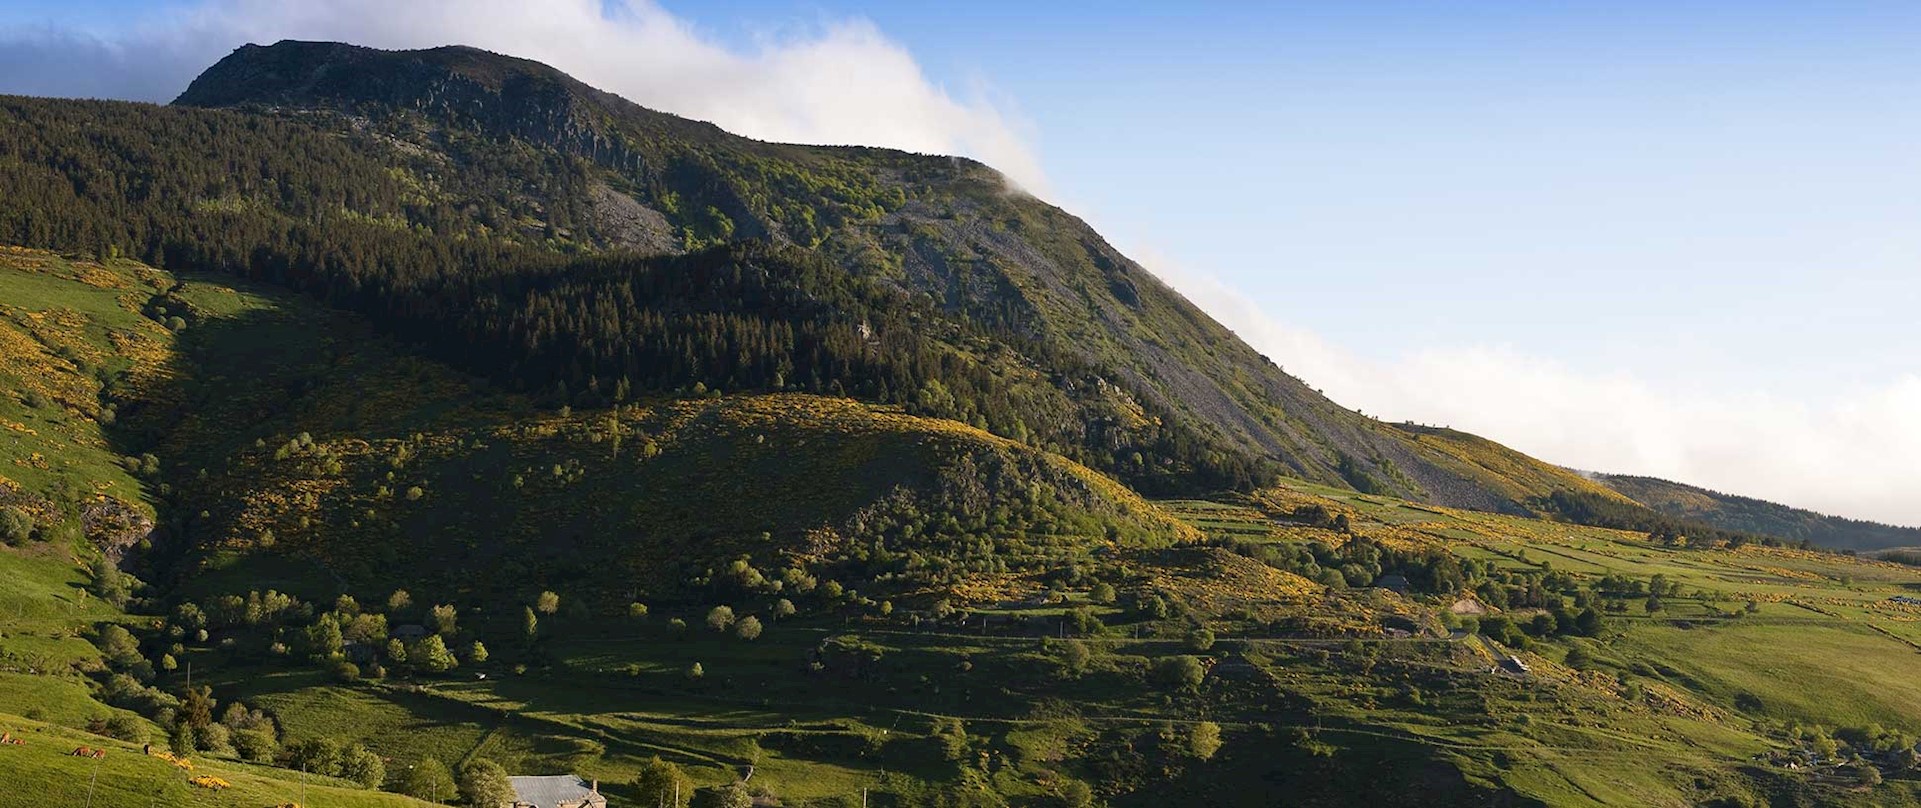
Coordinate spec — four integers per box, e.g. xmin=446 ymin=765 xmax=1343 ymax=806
xmin=459 ymin=758 xmax=516 ymax=807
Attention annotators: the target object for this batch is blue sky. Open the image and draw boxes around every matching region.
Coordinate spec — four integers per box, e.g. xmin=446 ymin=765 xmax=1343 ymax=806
xmin=3 ymin=1 xmax=1918 ymax=523
xmin=745 ymin=0 xmax=1921 ymax=393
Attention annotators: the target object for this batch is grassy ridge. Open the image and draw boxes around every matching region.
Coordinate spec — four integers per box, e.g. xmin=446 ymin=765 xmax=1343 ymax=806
xmin=1602 ymin=472 xmax=1921 ymax=551
xmin=1393 ymin=424 xmax=1636 ymax=511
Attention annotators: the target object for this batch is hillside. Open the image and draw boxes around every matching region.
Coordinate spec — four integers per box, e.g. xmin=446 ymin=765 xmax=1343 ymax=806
xmin=4 ymin=38 xmax=1917 ymax=808
xmin=1600 ymin=474 xmax=1921 ymax=552
xmin=5 ymin=250 xmax=1921 ymax=804
xmin=0 ymin=247 xmax=160 ymax=558
xmin=0 ymin=246 xmax=1183 ymax=598
xmin=0 ymin=39 xmax=1656 ymax=519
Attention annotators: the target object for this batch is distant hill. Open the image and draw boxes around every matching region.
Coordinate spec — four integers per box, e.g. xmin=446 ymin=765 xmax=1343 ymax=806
xmin=1599 ymin=473 xmax=1921 ymax=551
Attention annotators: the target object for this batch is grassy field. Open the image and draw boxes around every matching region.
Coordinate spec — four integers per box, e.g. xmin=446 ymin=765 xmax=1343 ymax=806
xmin=0 ymin=711 xmax=431 ymax=808
xmin=0 ymin=248 xmax=168 ymax=549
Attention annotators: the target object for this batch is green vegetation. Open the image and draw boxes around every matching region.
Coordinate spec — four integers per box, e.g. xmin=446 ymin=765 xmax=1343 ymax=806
xmin=0 ymin=39 xmax=1916 ymax=808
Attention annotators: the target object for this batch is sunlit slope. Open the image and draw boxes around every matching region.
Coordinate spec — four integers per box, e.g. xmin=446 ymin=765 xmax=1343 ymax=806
xmin=1158 ymin=477 xmax=1921 ymax=805
xmin=188 ymin=392 xmax=1196 ymax=600
xmin=0 ymin=248 xmax=170 ymax=554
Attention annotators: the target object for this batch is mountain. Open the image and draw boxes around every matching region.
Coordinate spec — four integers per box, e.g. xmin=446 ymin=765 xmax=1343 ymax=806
xmin=156 ymin=39 xmax=1634 ymax=515
xmin=3 ymin=248 xmax=1913 ymax=807
xmin=1599 ymin=473 xmax=1921 ymax=552
xmin=2 ymin=40 xmax=1919 ymax=808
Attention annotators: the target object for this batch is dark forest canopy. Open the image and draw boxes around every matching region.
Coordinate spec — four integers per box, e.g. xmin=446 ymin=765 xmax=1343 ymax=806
xmin=0 ymin=95 xmax=1269 ymax=494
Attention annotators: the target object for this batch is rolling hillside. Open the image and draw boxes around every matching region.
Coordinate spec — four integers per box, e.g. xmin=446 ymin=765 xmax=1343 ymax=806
xmin=3 ymin=250 xmax=1918 ymax=804
xmin=0 ymin=246 xmax=1185 ymax=602
xmin=3 ymin=39 xmax=1916 ymax=808
xmin=1600 ymin=474 xmax=1921 ymax=552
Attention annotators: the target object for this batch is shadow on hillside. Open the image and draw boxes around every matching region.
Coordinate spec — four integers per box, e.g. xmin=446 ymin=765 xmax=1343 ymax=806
xmin=107 ymin=276 xmax=409 ymax=585
xmin=107 ymin=272 xmax=581 ymax=607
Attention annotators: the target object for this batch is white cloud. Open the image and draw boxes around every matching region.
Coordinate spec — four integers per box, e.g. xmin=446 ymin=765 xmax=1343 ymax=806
xmin=1143 ymin=252 xmax=1921 ymax=528
xmin=0 ymin=0 xmax=1047 ymax=192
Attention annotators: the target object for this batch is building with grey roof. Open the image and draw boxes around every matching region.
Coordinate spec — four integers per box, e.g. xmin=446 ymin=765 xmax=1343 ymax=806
xmin=507 ymin=775 xmax=607 ymax=808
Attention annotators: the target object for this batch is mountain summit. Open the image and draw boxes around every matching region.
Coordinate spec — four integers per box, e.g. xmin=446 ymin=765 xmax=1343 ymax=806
xmin=168 ymin=40 xmax=1625 ymax=515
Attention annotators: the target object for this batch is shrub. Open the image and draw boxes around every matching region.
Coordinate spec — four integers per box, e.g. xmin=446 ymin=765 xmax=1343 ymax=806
xmin=232 ymin=727 xmax=277 ymax=763
xmin=0 ymin=508 xmax=33 ymax=545
xmin=735 ymin=616 xmax=763 ymax=641
xmin=1056 ymin=779 xmax=1094 ymax=808
xmin=285 ymin=737 xmax=343 ymax=776
xmin=168 ymin=723 xmax=196 ymax=756
xmin=1067 ymin=606 xmax=1101 ymax=635
xmin=86 ymin=557 xmax=134 ymax=608
xmin=1185 ymin=628 xmax=1215 ymax=652
xmin=95 ymin=624 xmax=142 ymax=668
xmin=706 ymin=606 xmax=736 ymax=632
xmin=1134 ymin=594 xmax=1169 ymax=620
xmin=197 ymin=723 xmax=234 ymax=756
xmin=1187 ymin=721 xmax=1223 ymax=760
xmin=703 ymin=783 xmax=753 ymax=808
xmin=429 ymin=604 xmax=459 ymax=635
xmin=401 ymin=757 xmax=455 ymax=801
xmin=1152 ymin=655 xmax=1206 ymax=689
xmin=459 ymin=758 xmax=515 ymax=805
xmin=102 ymin=713 xmax=145 ymax=743
xmin=635 ymin=756 xmax=694 ymax=808
xmin=408 ymin=635 xmax=459 ymax=674
xmin=342 ymin=744 xmax=385 ymax=789
xmin=1056 ymin=639 xmax=1092 ymax=679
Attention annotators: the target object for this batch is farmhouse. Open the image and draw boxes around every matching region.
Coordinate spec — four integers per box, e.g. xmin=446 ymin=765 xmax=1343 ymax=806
xmin=506 ymin=775 xmax=606 ymax=808
xmin=1372 ymin=573 xmax=1410 ymax=594
xmin=393 ymin=624 xmax=431 ymax=640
